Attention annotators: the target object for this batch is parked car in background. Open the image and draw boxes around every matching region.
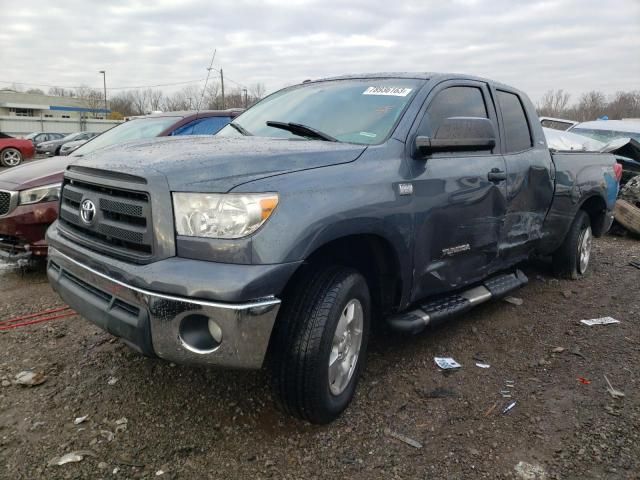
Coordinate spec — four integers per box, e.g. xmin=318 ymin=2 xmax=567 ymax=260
xmin=543 ymin=126 xmax=640 ymax=185
xmin=24 ymin=132 xmax=65 ymax=147
xmin=59 ymin=138 xmax=94 ymax=156
xmin=37 ymin=131 xmax=99 ymax=156
xmin=0 ymin=110 xmax=240 ymax=262
xmin=0 ymin=133 xmax=36 ymax=167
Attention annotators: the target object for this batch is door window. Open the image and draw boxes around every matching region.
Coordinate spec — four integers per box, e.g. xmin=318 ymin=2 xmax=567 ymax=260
xmin=497 ymin=91 xmax=532 ymax=153
xmin=419 ymin=86 xmax=488 ymax=137
xmin=172 ymin=116 xmax=232 ymax=136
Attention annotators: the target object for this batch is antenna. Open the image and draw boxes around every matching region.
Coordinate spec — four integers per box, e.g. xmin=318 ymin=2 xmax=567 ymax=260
xmin=195 ymin=49 xmax=216 ymax=119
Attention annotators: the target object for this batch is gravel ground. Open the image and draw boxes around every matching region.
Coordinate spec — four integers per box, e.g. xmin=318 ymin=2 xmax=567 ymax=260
xmin=0 ymin=235 xmax=639 ymax=479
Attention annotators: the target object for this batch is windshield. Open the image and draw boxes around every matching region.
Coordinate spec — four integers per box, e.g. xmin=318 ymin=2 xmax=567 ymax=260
xmin=571 ymin=127 xmax=640 ymax=143
xmin=72 ymin=116 xmax=181 ymax=156
xmin=24 ymin=133 xmax=38 ymax=140
xmin=218 ymin=78 xmax=424 ymax=145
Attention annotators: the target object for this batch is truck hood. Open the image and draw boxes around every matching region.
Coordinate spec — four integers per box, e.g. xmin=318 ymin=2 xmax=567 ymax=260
xmin=68 ymin=136 xmax=368 ymax=192
xmin=0 ymin=156 xmax=73 ymax=190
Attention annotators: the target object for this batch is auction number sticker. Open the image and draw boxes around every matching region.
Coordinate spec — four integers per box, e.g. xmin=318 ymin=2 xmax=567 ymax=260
xmin=363 ymin=86 xmax=412 ymax=97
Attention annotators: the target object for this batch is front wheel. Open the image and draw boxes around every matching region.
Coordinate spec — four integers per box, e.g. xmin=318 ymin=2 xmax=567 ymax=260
xmin=553 ymin=210 xmax=592 ymax=279
xmin=1 ymin=148 xmax=23 ymax=167
xmin=270 ymin=266 xmax=371 ymax=424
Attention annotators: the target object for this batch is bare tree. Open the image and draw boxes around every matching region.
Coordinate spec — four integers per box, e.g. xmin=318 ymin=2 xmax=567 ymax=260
xmin=203 ymin=82 xmax=221 ymax=109
xmin=75 ymin=85 xmax=105 ymax=118
xmin=607 ymin=91 xmax=640 ymax=120
xmin=249 ymin=83 xmax=266 ymax=101
xmin=48 ymin=86 xmax=75 ymax=97
xmin=129 ymin=89 xmax=151 ymax=115
xmin=575 ymin=91 xmax=607 ymax=122
xmin=161 ymin=85 xmax=202 ymax=111
xmin=147 ymin=89 xmax=164 ymax=111
xmin=537 ymin=89 xmax=571 ymax=118
xmin=108 ymin=91 xmax=136 ymax=117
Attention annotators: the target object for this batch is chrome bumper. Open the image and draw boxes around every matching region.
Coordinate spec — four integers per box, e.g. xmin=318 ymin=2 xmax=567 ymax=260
xmin=47 ymin=248 xmax=281 ymax=369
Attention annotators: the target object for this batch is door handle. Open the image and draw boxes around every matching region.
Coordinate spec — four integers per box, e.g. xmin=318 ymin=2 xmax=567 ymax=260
xmin=487 ymin=168 xmax=506 ymax=182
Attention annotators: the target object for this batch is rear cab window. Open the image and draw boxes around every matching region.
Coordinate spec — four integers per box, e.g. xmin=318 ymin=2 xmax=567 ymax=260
xmin=497 ymin=90 xmax=533 ymax=153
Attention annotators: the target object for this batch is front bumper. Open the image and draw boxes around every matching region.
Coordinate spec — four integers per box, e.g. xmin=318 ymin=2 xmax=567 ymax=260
xmin=0 ymin=200 xmax=58 ymax=259
xmin=47 ymin=247 xmax=281 ymax=369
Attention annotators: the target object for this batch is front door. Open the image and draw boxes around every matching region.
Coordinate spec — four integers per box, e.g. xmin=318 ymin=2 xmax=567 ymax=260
xmin=408 ymin=81 xmax=508 ymax=302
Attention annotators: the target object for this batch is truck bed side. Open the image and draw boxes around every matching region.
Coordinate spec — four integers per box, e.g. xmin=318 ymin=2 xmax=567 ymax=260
xmin=539 ymin=151 xmax=618 ymax=254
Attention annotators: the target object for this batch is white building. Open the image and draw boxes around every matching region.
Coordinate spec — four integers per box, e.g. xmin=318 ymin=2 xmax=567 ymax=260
xmin=0 ymin=90 xmax=120 ymax=137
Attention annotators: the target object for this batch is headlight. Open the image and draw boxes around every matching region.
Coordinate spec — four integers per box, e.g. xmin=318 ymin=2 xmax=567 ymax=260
xmin=18 ymin=183 xmax=61 ymax=205
xmin=173 ymin=192 xmax=279 ymax=239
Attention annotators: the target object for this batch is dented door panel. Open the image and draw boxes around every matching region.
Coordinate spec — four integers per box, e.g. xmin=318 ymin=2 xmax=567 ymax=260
xmin=501 ymin=149 xmax=554 ymax=258
xmin=409 ymin=155 xmax=508 ymax=302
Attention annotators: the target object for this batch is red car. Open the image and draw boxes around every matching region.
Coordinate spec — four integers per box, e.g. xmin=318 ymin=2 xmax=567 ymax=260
xmin=0 ymin=110 xmax=239 ymax=262
xmin=0 ymin=133 xmax=36 ymax=167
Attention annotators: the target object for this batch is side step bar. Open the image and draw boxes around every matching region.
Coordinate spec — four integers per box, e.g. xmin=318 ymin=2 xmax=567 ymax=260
xmin=386 ymin=269 xmax=528 ymax=334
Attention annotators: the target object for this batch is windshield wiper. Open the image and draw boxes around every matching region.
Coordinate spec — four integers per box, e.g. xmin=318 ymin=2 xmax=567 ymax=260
xmin=266 ymin=121 xmax=337 ymax=142
xmin=229 ymin=122 xmax=252 ymax=136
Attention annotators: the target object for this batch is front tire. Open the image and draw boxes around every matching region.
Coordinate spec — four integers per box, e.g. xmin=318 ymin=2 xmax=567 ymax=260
xmin=1 ymin=148 xmax=23 ymax=167
xmin=553 ymin=210 xmax=592 ymax=279
xmin=270 ymin=266 xmax=371 ymax=424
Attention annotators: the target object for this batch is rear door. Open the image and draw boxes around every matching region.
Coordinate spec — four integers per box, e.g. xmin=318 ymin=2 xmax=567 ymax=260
xmin=494 ymin=89 xmax=554 ymax=262
xmin=408 ymin=80 xmax=508 ymax=301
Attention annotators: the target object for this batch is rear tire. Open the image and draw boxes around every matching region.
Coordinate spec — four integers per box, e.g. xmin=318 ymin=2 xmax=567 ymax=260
xmin=1 ymin=148 xmax=22 ymax=167
xmin=270 ymin=266 xmax=371 ymax=424
xmin=553 ymin=210 xmax=592 ymax=279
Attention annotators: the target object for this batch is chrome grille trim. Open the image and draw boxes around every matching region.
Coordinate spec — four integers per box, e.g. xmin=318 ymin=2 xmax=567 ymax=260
xmin=0 ymin=190 xmax=18 ymax=218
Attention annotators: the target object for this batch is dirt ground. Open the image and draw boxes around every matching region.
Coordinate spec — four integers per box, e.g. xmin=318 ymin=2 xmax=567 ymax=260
xmin=0 ymin=235 xmax=638 ymax=479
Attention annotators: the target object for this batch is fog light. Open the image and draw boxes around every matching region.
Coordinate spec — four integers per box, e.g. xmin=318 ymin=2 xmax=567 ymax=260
xmin=179 ymin=314 xmax=222 ymax=354
xmin=208 ymin=319 xmax=223 ymax=344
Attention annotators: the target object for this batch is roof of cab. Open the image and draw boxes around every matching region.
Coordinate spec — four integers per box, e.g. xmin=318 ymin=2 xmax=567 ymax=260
xmin=307 ymin=72 xmax=522 ymax=93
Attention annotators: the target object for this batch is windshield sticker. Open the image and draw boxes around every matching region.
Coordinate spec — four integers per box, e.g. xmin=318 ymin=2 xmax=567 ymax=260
xmin=375 ymin=106 xmax=395 ymax=114
xmin=359 ymin=132 xmax=377 ymax=138
xmin=363 ymin=86 xmax=412 ymax=97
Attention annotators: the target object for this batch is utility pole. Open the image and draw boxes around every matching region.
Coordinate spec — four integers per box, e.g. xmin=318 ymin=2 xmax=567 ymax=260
xmin=220 ymin=69 xmax=225 ymax=109
xmin=99 ymin=70 xmax=107 ymax=118
xmin=243 ymin=88 xmax=248 ymax=108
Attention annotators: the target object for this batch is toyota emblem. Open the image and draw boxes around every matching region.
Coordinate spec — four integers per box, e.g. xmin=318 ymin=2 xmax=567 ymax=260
xmin=80 ymin=199 xmax=97 ymax=224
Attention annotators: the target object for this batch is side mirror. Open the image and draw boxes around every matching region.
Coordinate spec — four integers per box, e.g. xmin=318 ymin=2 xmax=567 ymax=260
xmin=415 ymin=117 xmax=496 ymax=156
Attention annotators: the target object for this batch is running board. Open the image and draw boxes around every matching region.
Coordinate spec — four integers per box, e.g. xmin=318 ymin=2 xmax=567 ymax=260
xmin=386 ymin=269 xmax=528 ymax=334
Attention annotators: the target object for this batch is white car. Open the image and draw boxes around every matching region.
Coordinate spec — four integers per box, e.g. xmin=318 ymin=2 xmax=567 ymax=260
xmin=569 ymin=120 xmax=640 ymax=143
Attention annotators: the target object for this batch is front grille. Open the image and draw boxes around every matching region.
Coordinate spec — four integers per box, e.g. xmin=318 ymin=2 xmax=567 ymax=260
xmin=0 ymin=191 xmax=11 ymax=216
xmin=59 ymin=179 xmax=153 ymax=261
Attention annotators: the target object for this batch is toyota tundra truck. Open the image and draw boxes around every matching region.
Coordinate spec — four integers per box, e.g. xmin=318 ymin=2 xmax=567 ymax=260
xmin=46 ymin=73 xmax=621 ymax=424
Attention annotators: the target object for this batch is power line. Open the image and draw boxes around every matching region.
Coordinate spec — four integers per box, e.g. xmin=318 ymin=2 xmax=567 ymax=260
xmin=0 ymin=70 xmax=249 ymax=91
xmin=0 ymin=78 xmax=206 ymax=90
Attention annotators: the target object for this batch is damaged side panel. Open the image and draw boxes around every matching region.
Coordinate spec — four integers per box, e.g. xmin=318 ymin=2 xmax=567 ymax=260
xmin=409 ymin=155 xmax=508 ymax=302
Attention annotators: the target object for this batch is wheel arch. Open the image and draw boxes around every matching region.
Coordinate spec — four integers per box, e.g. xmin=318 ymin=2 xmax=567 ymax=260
xmin=282 ymin=232 xmax=409 ymax=322
xmin=578 ymin=194 xmax=608 ymax=237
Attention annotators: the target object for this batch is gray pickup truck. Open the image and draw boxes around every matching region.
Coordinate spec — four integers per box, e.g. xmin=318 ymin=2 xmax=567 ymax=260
xmin=46 ymin=73 xmax=621 ymax=423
